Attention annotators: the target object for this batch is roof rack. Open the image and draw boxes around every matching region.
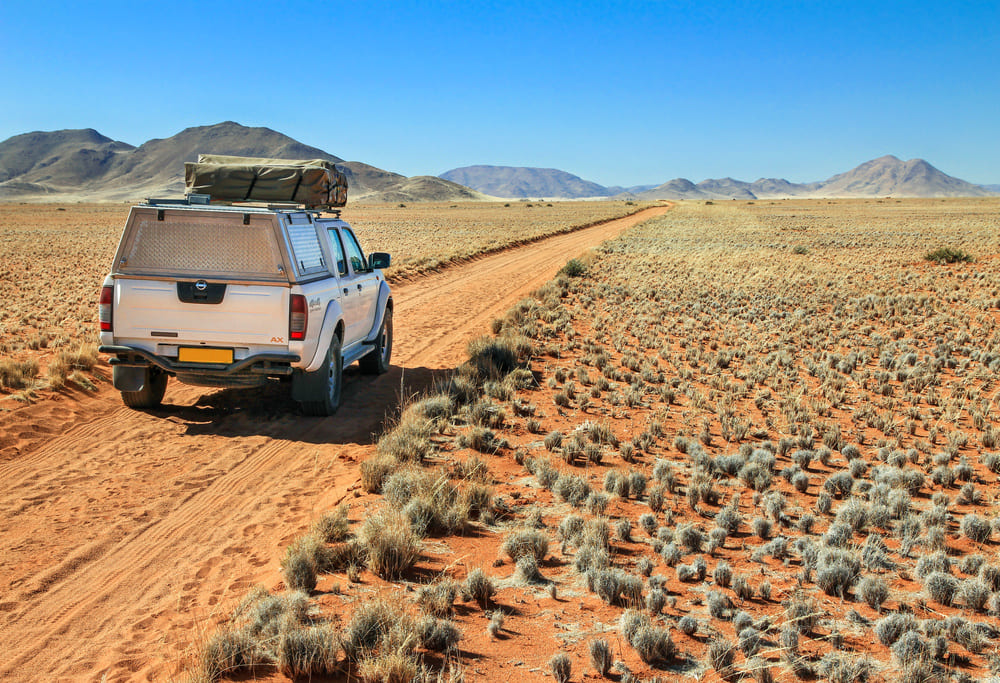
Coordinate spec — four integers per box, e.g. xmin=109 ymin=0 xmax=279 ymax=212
xmin=144 ymin=194 xmax=211 ymax=206
xmin=143 ymin=194 xmax=341 ymax=216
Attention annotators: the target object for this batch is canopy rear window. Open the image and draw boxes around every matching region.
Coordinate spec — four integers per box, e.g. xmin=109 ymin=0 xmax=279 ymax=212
xmin=286 ymin=218 xmax=327 ymax=276
xmin=116 ymin=209 xmax=287 ymax=281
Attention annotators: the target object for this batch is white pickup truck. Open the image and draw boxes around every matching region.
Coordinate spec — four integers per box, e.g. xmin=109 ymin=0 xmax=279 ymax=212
xmin=98 ymin=195 xmax=392 ymax=416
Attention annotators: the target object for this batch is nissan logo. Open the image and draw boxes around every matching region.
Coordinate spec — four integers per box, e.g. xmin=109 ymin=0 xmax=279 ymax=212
xmin=195 ymin=280 xmax=208 ymax=291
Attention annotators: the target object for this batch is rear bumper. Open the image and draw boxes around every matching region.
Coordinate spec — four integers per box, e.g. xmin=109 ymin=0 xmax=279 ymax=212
xmin=99 ymin=345 xmax=300 ymax=377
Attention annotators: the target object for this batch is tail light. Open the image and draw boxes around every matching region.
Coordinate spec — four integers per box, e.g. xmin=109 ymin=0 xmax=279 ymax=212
xmin=289 ymin=294 xmax=307 ymax=341
xmin=99 ymin=285 xmax=113 ymax=332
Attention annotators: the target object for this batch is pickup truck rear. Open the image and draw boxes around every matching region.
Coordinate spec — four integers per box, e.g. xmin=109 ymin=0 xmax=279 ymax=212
xmin=98 ymin=194 xmax=392 ymax=416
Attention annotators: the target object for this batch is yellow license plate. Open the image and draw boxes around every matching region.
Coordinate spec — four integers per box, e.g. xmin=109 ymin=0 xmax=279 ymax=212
xmin=178 ymin=347 xmax=233 ymax=364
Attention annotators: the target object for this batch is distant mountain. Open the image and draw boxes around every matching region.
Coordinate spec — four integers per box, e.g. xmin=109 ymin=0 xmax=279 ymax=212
xmin=439 ymin=165 xmax=609 ymax=199
xmin=629 ymin=178 xmax=709 ymax=200
xmin=0 ymin=128 xmax=134 ymax=193
xmin=604 ymin=183 xmax=658 ymax=196
xmin=695 ymin=177 xmax=757 ymax=200
xmin=0 ymin=122 xmax=484 ymax=203
xmin=817 ymin=155 xmax=990 ymax=197
xmin=361 ymin=176 xmax=490 ymax=203
xmin=441 ymin=156 xmax=995 ymax=201
xmin=632 ymin=155 xmax=995 ymax=200
xmin=748 ymin=177 xmax=816 ymax=198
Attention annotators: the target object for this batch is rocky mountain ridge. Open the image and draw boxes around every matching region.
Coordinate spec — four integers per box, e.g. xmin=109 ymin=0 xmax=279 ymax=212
xmin=441 ymin=156 xmax=997 ymax=199
xmin=0 ymin=122 xmax=488 ymax=203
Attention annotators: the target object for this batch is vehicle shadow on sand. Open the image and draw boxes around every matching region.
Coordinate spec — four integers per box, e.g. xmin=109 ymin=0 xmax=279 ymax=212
xmin=155 ymin=364 xmax=452 ymax=445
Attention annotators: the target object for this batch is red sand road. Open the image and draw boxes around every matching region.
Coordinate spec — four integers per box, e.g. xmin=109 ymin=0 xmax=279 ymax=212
xmin=0 ymin=205 xmax=670 ymax=681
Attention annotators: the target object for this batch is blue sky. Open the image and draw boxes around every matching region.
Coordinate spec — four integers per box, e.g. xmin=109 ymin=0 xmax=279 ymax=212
xmin=2 ymin=1 xmax=997 ymax=186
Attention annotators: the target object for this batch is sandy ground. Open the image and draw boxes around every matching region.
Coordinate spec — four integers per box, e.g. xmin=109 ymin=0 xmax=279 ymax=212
xmin=0 ymin=206 xmax=670 ymax=681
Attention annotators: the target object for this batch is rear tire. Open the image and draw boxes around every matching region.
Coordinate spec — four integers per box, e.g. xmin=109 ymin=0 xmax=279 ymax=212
xmin=300 ymin=336 xmax=343 ymax=416
xmin=360 ymin=307 xmax=393 ymax=375
xmin=120 ymin=368 xmax=168 ymax=409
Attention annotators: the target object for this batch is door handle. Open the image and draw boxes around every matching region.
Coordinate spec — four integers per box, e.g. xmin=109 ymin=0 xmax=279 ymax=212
xmin=356 ymin=284 xmax=363 ymax=291
xmin=343 ymin=288 xmax=349 ymax=295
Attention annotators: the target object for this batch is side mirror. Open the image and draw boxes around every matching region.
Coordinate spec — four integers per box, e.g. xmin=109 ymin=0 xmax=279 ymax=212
xmin=369 ymin=252 xmax=391 ymax=269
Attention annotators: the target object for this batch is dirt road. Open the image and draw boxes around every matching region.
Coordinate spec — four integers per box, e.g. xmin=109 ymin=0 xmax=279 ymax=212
xmin=0 ymin=205 xmax=670 ymax=681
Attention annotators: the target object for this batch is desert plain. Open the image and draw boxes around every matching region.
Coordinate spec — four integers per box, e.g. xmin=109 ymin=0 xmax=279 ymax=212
xmin=3 ymin=197 xmax=1000 ymax=682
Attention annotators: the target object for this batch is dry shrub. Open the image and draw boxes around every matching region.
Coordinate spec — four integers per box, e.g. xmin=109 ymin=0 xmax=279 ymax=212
xmin=589 ymin=638 xmax=612 ymax=675
xmin=501 ymin=528 xmax=549 ymax=562
xmin=281 ymin=536 xmax=320 ymax=592
xmin=383 ymin=466 xmax=470 ymax=535
xmin=47 ymin=344 xmax=98 ymax=388
xmin=417 ymin=579 xmax=459 ymax=617
xmin=416 ymin=615 xmax=462 ymax=651
xmin=550 ymin=652 xmax=571 ymax=683
xmin=357 ymin=650 xmax=419 ymax=683
xmin=464 ymin=568 xmax=496 ymax=607
xmin=360 ymin=508 xmax=420 ymax=579
xmin=376 ymin=410 xmax=435 ymax=464
xmin=467 ymin=335 xmax=533 ymax=380
xmin=0 ymin=357 xmax=39 ymax=390
xmin=361 ymin=453 xmax=401 ymax=494
xmin=275 ymin=623 xmax=340 ymax=677
xmin=343 ymin=599 xmax=398 ymax=661
xmin=925 ymin=246 xmax=973 ymax=264
xmin=312 ymin=504 xmax=350 ymax=543
xmin=197 ymin=627 xmax=260 ymax=681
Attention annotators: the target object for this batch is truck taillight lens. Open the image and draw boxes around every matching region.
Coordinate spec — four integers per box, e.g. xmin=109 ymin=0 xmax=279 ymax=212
xmin=99 ymin=285 xmax=113 ymax=332
xmin=289 ymin=294 xmax=307 ymax=341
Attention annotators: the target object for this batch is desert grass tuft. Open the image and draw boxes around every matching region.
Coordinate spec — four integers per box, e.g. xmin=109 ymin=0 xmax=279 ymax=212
xmin=360 ymin=508 xmax=421 ymax=579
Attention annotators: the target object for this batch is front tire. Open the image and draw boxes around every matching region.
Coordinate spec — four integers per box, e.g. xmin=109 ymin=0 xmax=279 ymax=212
xmin=360 ymin=307 xmax=393 ymax=375
xmin=120 ymin=368 xmax=168 ymax=409
xmin=300 ymin=336 xmax=343 ymax=416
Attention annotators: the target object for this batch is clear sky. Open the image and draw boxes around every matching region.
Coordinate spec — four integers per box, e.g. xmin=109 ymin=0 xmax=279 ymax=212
xmin=2 ymin=1 xmax=997 ymax=186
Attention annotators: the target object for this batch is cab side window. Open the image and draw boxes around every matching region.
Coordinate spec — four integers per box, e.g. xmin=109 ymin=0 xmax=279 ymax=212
xmin=327 ymin=228 xmax=348 ymax=275
xmin=342 ymin=228 xmax=368 ymax=273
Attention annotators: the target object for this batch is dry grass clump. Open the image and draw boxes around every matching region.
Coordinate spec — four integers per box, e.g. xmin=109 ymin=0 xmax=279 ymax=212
xmin=193 ymin=588 xmax=338 ymax=681
xmin=464 ymin=567 xmax=497 ymax=608
xmin=925 ymin=246 xmax=974 ymax=264
xmin=359 ymin=508 xmax=421 ymax=579
xmin=280 ymin=535 xmax=322 ymax=592
xmin=311 ymin=504 xmax=351 ymax=543
xmin=0 ymin=357 xmax=39 ymax=390
xmin=275 ymin=623 xmax=341 ymax=678
xmin=383 ymin=466 xmax=471 ymax=535
xmin=549 ymin=652 xmax=571 ymax=683
xmin=588 ymin=638 xmax=613 ymax=675
xmin=417 ymin=578 xmax=459 ymax=617
xmin=46 ymin=343 xmax=98 ymax=389
xmin=197 ymin=627 xmax=262 ymax=681
xmin=501 ymin=528 xmax=549 ymax=563
xmin=197 ymin=586 xmax=465 ymax=681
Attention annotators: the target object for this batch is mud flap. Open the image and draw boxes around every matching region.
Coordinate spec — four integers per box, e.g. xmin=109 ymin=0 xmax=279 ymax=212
xmin=113 ymin=365 xmax=147 ymax=392
xmin=292 ymin=364 xmax=327 ymax=402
